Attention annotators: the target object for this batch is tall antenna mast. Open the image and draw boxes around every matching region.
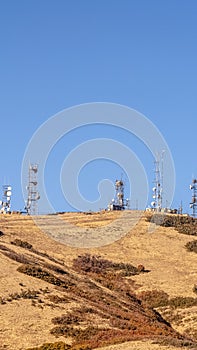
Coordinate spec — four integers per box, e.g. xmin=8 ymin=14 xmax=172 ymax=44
xmin=190 ymin=178 xmax=197 ymax=218
xmin=115 ymin=179 xmax=124 ymax=208
xmin=160 ymin=150 xmax=165 ymax=209
xmin=151 ymin=152 xmax=164 ymax=212
xmin=108 ymin=178 xmax=129 ymax=211
xmin=25 ymin=164 xmax=40 ymax=215
xmin=178 ymin=200 xmax=183 ymax=215
xmin=0 ymin=185 xmax=12 ymax=214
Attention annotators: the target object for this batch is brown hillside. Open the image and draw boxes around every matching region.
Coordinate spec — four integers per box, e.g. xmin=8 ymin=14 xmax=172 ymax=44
xmin=0 ymin=211 xmax=196 ymax=350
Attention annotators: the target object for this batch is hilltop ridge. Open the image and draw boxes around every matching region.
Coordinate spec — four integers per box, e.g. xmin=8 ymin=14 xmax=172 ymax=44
xmin=0 ymin=211 xmax=197 ymax=350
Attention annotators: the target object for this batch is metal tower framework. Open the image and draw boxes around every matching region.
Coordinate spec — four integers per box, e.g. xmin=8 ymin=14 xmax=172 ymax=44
xmin=190 ymin=179 xmax=197 ymax=218
xmin=0 ymin=185 xmax=12 ymax=214
xmin=108 ymin=179 xmax=129 ymax=211
xmin=151 ymin=153 xmax=164 ymax=212
xmin=115 ymin=179 xmax=124 ymax=208
xmin=25 ymin=164 xmax=40 ymax=215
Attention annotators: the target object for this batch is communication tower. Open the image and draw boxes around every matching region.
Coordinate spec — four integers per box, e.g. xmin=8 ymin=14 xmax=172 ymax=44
xmin=190 ymin=179 xmax=197 ymax=218
xmin=25 ymin=164 xmax=40 ymax=215
xmin=115 ymin=179 xmax=124 ymax=207
xmin=108 ymin=179 xmax=129 ymax=210
xmin=151 ymin=152 xmax=164 ymax=212
xmin=178 ymin=200 xmax=183 ymax=215
xmin=0 ymin=185 xmax=12 ymax=214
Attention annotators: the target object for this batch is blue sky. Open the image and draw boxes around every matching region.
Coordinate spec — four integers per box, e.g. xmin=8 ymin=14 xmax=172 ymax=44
xmin=0 ymin=0 xmax=196 ymax=213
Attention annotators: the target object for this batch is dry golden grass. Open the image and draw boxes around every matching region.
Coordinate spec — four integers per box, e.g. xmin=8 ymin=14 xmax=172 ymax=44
xmin=96 ymin=340 xmax=188 ymax=350
xmin=0 ymin=211 xmax=196 ymax=350
xmin=60 ymin=211 xmax=121 ymax=228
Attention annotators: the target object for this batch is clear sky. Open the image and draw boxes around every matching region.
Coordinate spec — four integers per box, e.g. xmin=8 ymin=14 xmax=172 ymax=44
xmin=0 ymin=0 xmax=196 ymax=213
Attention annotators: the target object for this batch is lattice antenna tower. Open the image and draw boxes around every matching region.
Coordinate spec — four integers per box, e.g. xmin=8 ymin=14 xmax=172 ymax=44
xmin=115 ymin=179 xmax=124 ymax=207
xmin=0 ymin=185 xmax=12 ymax=214
xmin=190 ymin=178 xmax=197 ymax=218
xmin=160 ymin=150 xmax=165 ymax=209
xmin=151 ymin=152 xmax=164 ymax=212
xmin=108 ymin=177 xmax=129 ymax=211
xmin=25 ymin=164 xmax=40 ymax=215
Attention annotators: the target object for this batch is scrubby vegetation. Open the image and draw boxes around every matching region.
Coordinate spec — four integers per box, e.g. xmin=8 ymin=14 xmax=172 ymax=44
xmin=17 ymin=264 xmax=74 ymax=289
xmin=1 ymin=233 xmax=195 ymax=350
xmin=193 ymin=285 xmax=197 ymax=294
xmin=0 ymin=241 xmax=65 ymax=268
xmin=11 ymin=238 xmax=33 ymax=249
xmin=1 ymin=212 xmax=197 ymax=350
xmin=138 ymin=289 xmax=197 ymax=310
xmin=47 ymin=255 xmax=191 ymax=349
xmin=0 ymin=244 xmax=33 ymax=264
xmin=0 ymin=287 xmax=52 ymax=306
xmin=137 ymin=290 xmax=169 ymax=308
xmin=10 ymin=253 xmax=197 ymax=349
xmin=27 ymin=343 xmax=70 ymax=350
xmin=153 ymin=337 xmax=197 ymax=348
xmin=28 ymin=343 xmax=92 ymax=350
xmin=185 ymin=240 xmax=197 ymax=253
xmin=169 ymin=296 xmax=197 ymax=309
xmin=72 ymin=254 xmax=146 ymax=292
xmin=147 ymin=214 xmax=197 ymax=236
xmin=72 ymin=253 xmax=141 ymax=276
xmin=10 ymin=238 xmax=64 ymax=265
xmin=138 ymin=289 xmax=197 ymax=343
xmin=47 ymin=294 xmax=69 ymax=304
